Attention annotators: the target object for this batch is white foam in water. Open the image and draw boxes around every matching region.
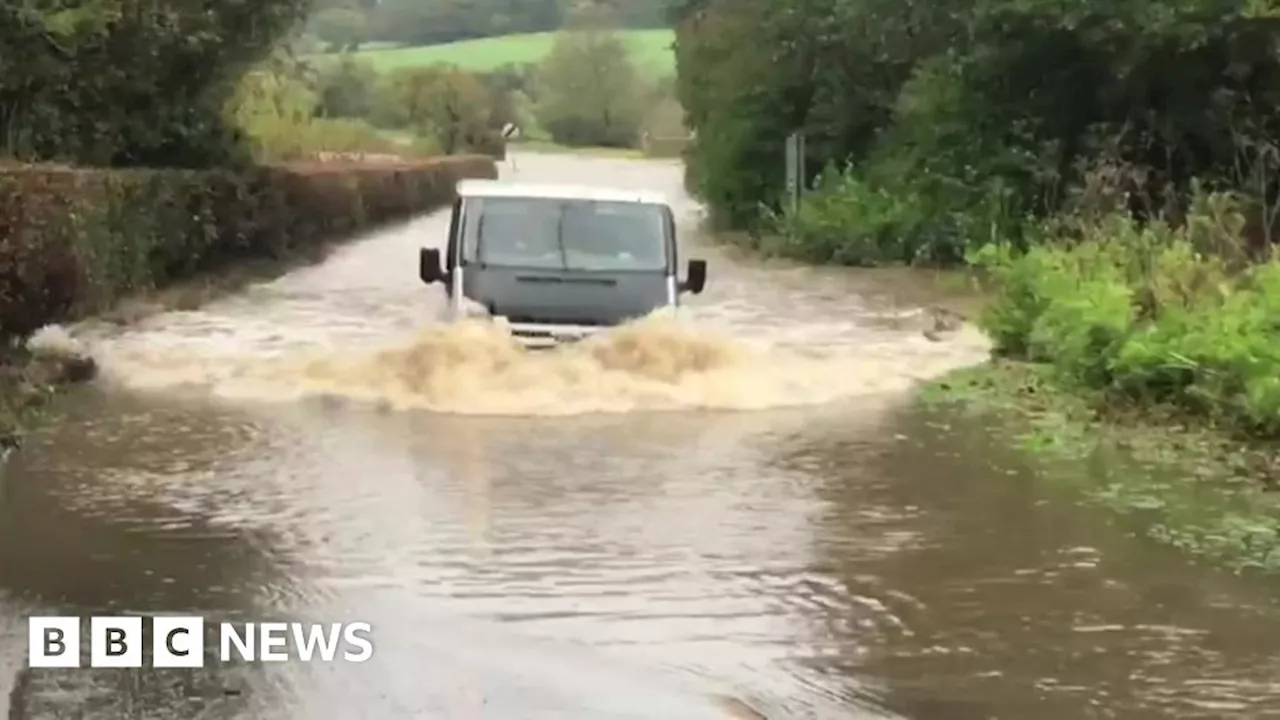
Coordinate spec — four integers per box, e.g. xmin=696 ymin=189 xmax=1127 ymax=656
xmin=25 ymin=324 xmax=87 ymax=358
xmin=81 ymin=308 xmax=990 ymax=416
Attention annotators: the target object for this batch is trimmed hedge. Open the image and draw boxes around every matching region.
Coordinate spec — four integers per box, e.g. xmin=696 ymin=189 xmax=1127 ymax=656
xmin=0 ymin=155 xmax=497 ymax=337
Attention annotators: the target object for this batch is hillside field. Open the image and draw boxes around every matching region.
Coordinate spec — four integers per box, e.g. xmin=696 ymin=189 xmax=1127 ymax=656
xmin=311 ymin=30 xmax=676 ymax=76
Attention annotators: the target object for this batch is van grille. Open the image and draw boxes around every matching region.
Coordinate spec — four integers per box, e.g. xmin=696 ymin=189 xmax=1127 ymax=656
xmin=503 ymin=314 xmax=616 ymax=327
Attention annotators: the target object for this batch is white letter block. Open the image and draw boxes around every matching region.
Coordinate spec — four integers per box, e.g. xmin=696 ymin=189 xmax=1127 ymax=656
xmin=90 ymin=616 xmax=142 ymax=668
xmin=28 ymin=617 xmax=80 ymax=668
xmin=153 ymin=616 xmax=205 ymax=668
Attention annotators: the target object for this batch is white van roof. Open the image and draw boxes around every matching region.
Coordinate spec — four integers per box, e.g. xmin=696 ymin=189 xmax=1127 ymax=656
xmin=456 ymin=179 xmax=669 ymax=206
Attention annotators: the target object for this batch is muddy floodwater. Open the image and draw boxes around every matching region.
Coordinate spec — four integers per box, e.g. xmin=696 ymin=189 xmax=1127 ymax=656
xmin=4 ymin=152 xmax=1280 ymax=719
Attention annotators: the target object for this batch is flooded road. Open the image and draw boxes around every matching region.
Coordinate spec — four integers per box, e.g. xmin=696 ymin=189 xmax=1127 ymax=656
xmin=4 ymin=152 xmax=1280 ymax=719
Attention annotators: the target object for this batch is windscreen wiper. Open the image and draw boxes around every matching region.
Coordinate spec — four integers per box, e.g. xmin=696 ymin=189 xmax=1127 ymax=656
xmin=474 ymin=214 xmax=488 ymax=268
xmin=554 ymin=202 xmax=570 ymax=271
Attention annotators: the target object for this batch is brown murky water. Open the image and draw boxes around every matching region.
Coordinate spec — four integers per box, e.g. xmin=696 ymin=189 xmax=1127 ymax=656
xmin=3 ymin=152 xmax=1280 ymax=719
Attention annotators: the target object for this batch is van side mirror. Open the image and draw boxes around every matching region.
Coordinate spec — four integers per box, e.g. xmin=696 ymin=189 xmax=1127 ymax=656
xmin=681 ymin=259 xmax=707 ymax=294
xmin=419 ymin=248 xmax=445 ymax=284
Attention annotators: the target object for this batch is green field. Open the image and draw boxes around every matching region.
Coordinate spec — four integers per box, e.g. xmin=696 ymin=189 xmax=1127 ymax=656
xmin=310 ymin=30 xmax=676 ymax=76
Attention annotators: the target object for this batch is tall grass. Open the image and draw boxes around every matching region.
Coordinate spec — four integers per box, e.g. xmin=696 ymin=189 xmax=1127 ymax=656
xmin=972 ymin=167 xmax=1280 ymax=437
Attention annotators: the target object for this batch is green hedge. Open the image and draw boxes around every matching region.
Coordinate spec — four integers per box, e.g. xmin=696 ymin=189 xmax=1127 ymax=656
xmin=0 ymin=156 xmax=497 ymax=337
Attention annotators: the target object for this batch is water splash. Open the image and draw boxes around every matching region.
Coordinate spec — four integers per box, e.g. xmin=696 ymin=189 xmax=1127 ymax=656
xmin=82 ymin=311 xmax=991 ymax=416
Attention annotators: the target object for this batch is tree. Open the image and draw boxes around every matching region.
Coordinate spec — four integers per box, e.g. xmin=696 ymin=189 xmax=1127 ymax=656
xmin=0 ymin=0 xmax=311 ymax=167
xmin=533 ymin=10 xmax=646 ymax=148
xmin=376 ymin=66 xmax=492 ymax=153
xmin=674 ymin=0 xmax=1280 ymax=233
xmin=314 ymin=55 xmax=380 ymax=118
xmin=224 ymin=59 xmax=322 ymax=158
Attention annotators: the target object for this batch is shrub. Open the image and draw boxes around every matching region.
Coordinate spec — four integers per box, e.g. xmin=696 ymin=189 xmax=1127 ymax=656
xmin=374 ymin=66 xmax=495 ymax=155
xmin=315 ymin=55 xmax=381 ymax=119
xmin=764 ymin=166 xmax=934 ymax=266
xmin=0 ymin=155 xmax=497 ymax=338
xmin=533 ymin=20 xmax=648 ymax=149
xmin=972 ymin=188 xmax=1280 ymax=437
xmin=227 ymin=61 xmax=412 ymax=163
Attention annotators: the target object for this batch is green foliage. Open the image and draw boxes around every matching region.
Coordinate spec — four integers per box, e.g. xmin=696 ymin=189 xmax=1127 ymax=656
xmin=0 ymin=0 xmax=312 ymax=167
xmin=763 ymin=158 xmax=1019 ymax=266
xmin=342 ymin=31 xmax=677 ymax=153
xmin=314 ymin=55 xmax=382 ymax=119
xmin=674 ymin=0 xmax=1280 ymax=248
xmin=673 ymin=0 xmax=797 ymax=228
xmin=673 ymin=0 xmax=1280 ymax=574
xmin=973 ymin=182 xmax=1280 ymax=438
xmin=532 ymin=21 xmax=649 ymax=148
xmin=763 ymin=167 xmax=929 ymax=265
xmin=375 ymin=66 xmax=494 ymax=154
xmin=0 ymin=156 xmax=498 ymax=338
xmin=224 ymin=59 xmax=405 ymax=163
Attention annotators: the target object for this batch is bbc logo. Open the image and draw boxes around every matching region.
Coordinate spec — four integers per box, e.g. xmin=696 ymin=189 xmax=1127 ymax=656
xmin=29 ymin=616 xmax=206 ymax=669
xmin=29 ymin=616 xmax=375 ymax=667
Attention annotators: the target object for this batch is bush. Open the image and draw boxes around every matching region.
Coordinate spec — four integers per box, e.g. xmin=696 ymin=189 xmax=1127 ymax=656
xmin=764 ymin=142 xmax=1028 ymax=267
xmin=533 ymin=20 xmax=648 ymax=149
xmin=315 ymin=55 xmax=381 ymax=119
xmin=764 ymin=166 xmax=936 ymax=266
xmin=373 ymin=66 xmax=495 ymax=155
xmin=227 ymin=61 xmax=414 ymax=163
xmin=0 ymin=155 xmax=497 ymax=338
xmin=972 ymin=188 xmax=1280 ymax=437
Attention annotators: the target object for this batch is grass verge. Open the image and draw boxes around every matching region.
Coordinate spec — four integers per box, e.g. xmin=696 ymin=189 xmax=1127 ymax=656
xmin=921 ymin=359 xmax=1280 ymax=574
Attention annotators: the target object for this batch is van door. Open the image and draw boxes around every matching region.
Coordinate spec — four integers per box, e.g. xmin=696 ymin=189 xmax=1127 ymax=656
xmin=663 ymin=205 xmax=678 ymax=305
xmin=445 ymin=197 xmax=463 ymax=271
xmin=442 ymin=197 xmax=464 ymax=305
xmin=663 ymin=205 xmax=678 ymax=272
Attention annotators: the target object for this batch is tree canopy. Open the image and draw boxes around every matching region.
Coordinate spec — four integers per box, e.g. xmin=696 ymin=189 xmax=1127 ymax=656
xmin=533 ymin=10 xmax=648 ymax=148
xmin=1 ymin=0 xmax=311 ymax=167
xmin=674 ymin=0 xmax=1280 ymax=233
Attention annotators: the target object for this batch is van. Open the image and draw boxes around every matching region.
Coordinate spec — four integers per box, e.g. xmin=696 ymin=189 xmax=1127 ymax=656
xmin=418 ymin=180 xmax=708 ymax=348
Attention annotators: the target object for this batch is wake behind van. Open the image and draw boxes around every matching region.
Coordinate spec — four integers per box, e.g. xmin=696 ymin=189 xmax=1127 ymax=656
xmin=418 ymin=180 xmax=707 ymax=348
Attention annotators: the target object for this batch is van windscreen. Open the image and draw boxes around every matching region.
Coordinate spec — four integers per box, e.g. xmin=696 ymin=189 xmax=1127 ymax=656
xmin=463 ymin=197 xmax=669 ymax=272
